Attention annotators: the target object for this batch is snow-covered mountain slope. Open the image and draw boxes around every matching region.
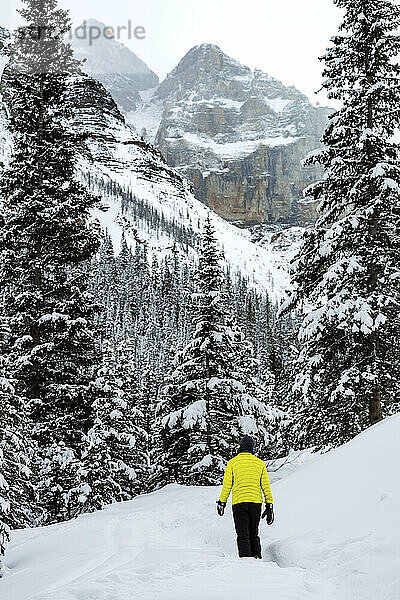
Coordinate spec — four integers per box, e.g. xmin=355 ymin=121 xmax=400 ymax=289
xmin=128 ymin=44 xmax=332 ymax=225
xmin=268 ymin=414 xmax=400 ymax=600
xmin=0 ymin=71 xmax=296 ymax=299
xmin=248 ymin=224 xmax=306 ymax=265
xmin=3 ymin=415 xmax=399 ymax=600
xmin=69 ymin=74 xmax=295 ymax=298
xmin=72 ymin=19 xmax=159 ymax=113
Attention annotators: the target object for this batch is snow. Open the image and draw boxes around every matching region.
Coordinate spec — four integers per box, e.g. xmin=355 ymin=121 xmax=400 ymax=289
xmin=90 ymin=196 xmax=124 ymax=254
xmin=126 ymin=91 xmax=163 ymax=143
xmin=0 ymin=100 xmax=12 ymax=166
xmin=383 ymin=178 xmax=400 ymax=192
xmin=265 ymin=98 xmax=291 ymax=113
xmin=1 ymin=71 xmax=297 ymax=302
xmin=371 ymin=163 xmax=388 ymax=177
xmin=3 ymin=414 xmax=400 ymax=600
xmin=200 ymin=98 xmax=244 ymax=111
xmin=82 ymin=132 xmax=293 ymax=300
xmin=168 ymin=131 xmax=300 ymax=160
xmin=267 ymin=414 xmax=400 ymax=600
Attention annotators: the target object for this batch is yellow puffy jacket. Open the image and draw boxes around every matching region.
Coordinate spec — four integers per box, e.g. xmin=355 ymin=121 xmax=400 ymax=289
xmin=219 ymin=452 xmax=273 ymax=505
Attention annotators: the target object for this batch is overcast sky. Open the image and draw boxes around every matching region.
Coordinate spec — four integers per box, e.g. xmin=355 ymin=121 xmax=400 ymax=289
xmin=3 ymin=0 xmax=343 ymax=105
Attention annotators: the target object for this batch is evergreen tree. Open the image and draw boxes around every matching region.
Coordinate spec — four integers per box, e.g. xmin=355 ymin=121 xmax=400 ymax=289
xmin=0 ymin=445 xmax=9 ymax=578
xmin=38 ymin=441 xmax=82 ymax=523
xmin=138 ymin=356 xmax=160 ymax=491
xmin=0 ymin=321 xmax=32 ymax=570
xmin=92 ymin=232 xmax=118 ymax=350
xmin=0 ymin=377 xmax=33 ymax=527
xmin=79 ymin=340 xmax=147 ymax=512
xmin=228 ymin=318 xmax=286 ymax=460
xmin=159 ymin=217 xmax=270 ymax=485
xmin=0 ymin=0 xmax=101 ymax=522
xmin=284 ymin=0 xmax=400 ymax=448
xmin=90 ymin=222 xmax=298 ymax=491
xmin=116 ymin=337 xmax=148 ymax=496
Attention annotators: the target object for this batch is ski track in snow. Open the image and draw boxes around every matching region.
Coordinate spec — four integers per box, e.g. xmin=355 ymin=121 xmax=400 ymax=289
xmin=4 ymin=414 xmax=400 ymax=600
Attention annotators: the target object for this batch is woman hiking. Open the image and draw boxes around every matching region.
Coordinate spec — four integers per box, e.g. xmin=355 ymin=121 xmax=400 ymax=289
xmin=216 ymin=435 xmax=274 ymax=559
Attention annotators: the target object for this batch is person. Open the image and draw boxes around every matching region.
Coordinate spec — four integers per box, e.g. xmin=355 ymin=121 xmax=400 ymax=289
xmin=216 ymin=435 xmax=274 ymax=559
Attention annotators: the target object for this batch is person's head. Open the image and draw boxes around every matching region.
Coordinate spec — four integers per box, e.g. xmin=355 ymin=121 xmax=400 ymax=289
xmin=239 ymin=435 xmax=255 ymax=454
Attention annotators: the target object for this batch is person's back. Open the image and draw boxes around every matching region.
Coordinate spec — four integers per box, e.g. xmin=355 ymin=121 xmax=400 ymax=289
xmin=216 ymin=435 xmax=274 ymax=559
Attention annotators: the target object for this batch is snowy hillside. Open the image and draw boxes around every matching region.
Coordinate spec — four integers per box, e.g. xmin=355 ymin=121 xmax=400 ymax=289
xmin=69 ymin=74 xmax=298 ymax=299
xmin=3 ymin=415 xmax=399 ymax=600
xmin=0 ymin=67 xmax=297 ymax=299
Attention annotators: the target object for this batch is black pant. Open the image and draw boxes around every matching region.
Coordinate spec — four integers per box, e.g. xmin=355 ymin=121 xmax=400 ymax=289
xmin=232 ymin=502 xmax=262 ymax=558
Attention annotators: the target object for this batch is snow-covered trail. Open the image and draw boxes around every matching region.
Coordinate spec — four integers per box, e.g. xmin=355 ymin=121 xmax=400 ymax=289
xmin=3 ymin=414 xmax=400 ymax=600
xmin=3 ymin=485 xmax=335 ymax=600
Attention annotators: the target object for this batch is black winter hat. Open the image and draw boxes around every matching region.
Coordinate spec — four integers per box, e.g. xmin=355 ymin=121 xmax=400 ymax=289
xmin=239 ymin=435 xmax=255 ymax=454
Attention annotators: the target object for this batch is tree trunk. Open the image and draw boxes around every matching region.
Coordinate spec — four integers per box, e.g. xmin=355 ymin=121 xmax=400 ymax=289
xmin=205 ymin=352 xmax=211 ymax=454
xmin=369 ymin=386 xmax=382 ymax=425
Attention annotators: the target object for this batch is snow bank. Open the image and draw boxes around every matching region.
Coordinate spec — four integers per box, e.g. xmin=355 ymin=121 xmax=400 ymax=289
xmin=268 ymin=413 xmax=400 ymax=600
xmin=3 ymin=415 xmax=399 ymax=600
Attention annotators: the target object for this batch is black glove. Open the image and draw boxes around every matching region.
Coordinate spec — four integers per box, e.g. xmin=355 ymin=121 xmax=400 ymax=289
xmin=216 ymin=500 xmax=226 ymax=516
xmin=262 ymin=503 xmax=274 ymax=525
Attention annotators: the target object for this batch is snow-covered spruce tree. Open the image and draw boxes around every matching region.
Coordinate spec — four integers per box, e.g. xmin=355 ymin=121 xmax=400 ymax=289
xmin=158 ymin=217 xmax=269 ymax=485
xmin=228 ymin=318 xmax=287 ymax=460
xmin=79 ymin=341 xmax=147 ymax=512
xmin=284 ymin=0 xmax=400 ymax=449
xmin=0 ymin=0 xmax=101 ymax=522
xmin=0 ymin=444 xmax=9 ymax=578
xmin=115 ymin=337 xmax=148 ymax=496
xmin=38 ymin=442 xmax=82 ymax=522
xmin=0 ymin=373 xmax=33 ymax=527
xmin=92 ymin=232 xmax=119 ymax=350
xmin=0 ymin=317 xmax=33 ymax=572
xmin=139 ymin=355 xmax=162 ymax=492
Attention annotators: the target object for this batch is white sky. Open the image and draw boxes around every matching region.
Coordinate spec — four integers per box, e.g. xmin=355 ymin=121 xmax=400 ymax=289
xmin=2 ymin=0 xmax=343 ymax=106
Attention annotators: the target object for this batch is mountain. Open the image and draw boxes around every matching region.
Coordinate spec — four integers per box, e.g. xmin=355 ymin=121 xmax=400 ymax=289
xmin=3 ymin=414 xmax=399 ymax=599
xmin=72 ymin=19 xmax=159 ymax=113
xmin=70 ymin=75 xmax=294 ymax=298
xmin=68 ymin=37 xmax=331 ymax=227
xmin=0 ymin=58 xmax=295 ymax=300
xmin=128 ymin=44 xmax=332 ymax=226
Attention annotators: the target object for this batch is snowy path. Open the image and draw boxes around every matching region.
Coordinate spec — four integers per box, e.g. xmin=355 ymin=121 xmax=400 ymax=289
xmin=3 ymin=485 xmax=336 ymax=600
xmin=3 ymin=415 xmax=400 ymax=600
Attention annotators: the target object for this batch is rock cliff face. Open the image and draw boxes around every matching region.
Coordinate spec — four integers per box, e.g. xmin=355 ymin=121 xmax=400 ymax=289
xmin=68 ymin=74 xmax=186 ymax=191
xmin=72 ymin=19 xmax=159 ymax=113
xmin=129 ymin=44 xmax=331 ymax=225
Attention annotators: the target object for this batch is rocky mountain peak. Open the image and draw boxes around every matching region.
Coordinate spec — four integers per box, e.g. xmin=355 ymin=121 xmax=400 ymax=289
xmin=131 ymin=45 xmax=333 ymax=225
xmin=179 ymin=42 xmax=250 ymax=77
xmin=61 ymin=34 xmax=332 ymax=227
xmin=72 ymin=19 xmax=159 ymax=113
xmin=156 ymin=43 xmax=252 ymax=102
